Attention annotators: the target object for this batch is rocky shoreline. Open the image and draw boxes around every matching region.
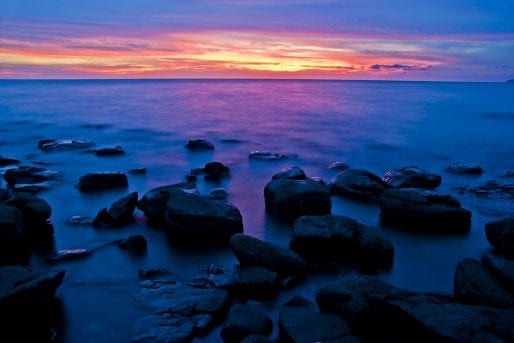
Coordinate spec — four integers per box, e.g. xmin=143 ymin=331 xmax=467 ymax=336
xmin=1 ymin=137 xmax=514 ymax=342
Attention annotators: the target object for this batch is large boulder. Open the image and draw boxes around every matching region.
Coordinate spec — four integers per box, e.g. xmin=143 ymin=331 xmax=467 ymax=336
xmin=38 ymin=139 xmax=95 ymax=151
xmin=4 ymin=166 xmax=60 ymax=186
xmin=291 ymin=215 xmax=393 ymax=268
xmin=454 ymin=258 xmax=514 ymax=308
xmin=383 ymin=166 xmax=441 ymax=189
xmin=330 ymin=169 xmax=390 ymax=201
xmin=0 ymin=204 xmax=27 ymax=265
xmin=77 ymin=172 xmax=128 ymax=192
xmin=279 ymin=296 xmax=356 ymax=343
xmin=485 ymin=217 xmax=514 ymax=254
xmin=316 ymin=276 xmax=514 ymax=342
xmin=5 ymin=192 xmax=53 ymax=239
xmin=93 ymin=192 xmax=138 ymax=227
xmin=137 ymin=182 xmax=197 ymax=223
xmin=230 ymin=234 xmax=307 ymax=275
xmin=165 ymin=189 xmax=243 ymax=245
xmin=221 ymin=304 xmax=273 ymax=343
xmin=264 ymin=175 xmax=331 ymax=219
xmin=380 ymin=189 xmax=472 ymax=232
xmin=482 ymin=251 xmax=514 ymax=293
xmin=119 ymin=234 xmax=148 ymax=254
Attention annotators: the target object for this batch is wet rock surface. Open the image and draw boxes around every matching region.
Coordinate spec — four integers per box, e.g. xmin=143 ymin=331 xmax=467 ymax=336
xmin=330 ymin=168 xmax=390 ymax=201
xmin=447 ymin=162 xmax=484 ymax=175
xmin=119 ymin=234 xmax=148 ymax=254
xmin=482 ymin=251 xmax=514 ymax=293
xmin=38 ymin=139 xmax=95 ymax=152
xmin=185 ymin=139 xmax=215 ymax=151
xmin=221 ymin=303 xmax=273 ymax=343
xmin=4 ymin=166 xmax=60 ymax=186
xmin=383 ymin=166 xmax=441 ymax=189
xmin=249 ymin=151 xmax=286 ymax=161
xmin=0 ymin=204 xmax=27 ymax=264
xmin=380 ymin=188 xmax=472 ymax=232
xmin=93 ymin=192 xmax=138 ymax=227
xmin=77 ymin=172 xmax=128 ymax=191
xmin=271 ymin=166 xmax=306 ymax=180
xmin=0 ymin=156 xmax=20 ymax=167
xmin=485 ymin=217 xmax=514 ymax=254
xmin=189 ymin=162 xmax=231 ymax=181
xmin=129 ymin=167 xmax=147 ymax=175
xmin=46 ymin=248 xmax=93 ymax=263
xmin=327 ymin=162 xmax=350 ymax=171
xmin=86 ymin=145 xmax=125 ymax=156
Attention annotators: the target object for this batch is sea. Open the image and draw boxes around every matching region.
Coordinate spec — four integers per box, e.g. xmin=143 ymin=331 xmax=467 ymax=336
xmin=1 ymin=79 xmax=513 ymax=342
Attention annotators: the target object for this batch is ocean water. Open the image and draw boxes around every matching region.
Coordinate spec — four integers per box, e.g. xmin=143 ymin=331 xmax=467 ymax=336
xmin=0 ymin=79 xmax=513 ymax=342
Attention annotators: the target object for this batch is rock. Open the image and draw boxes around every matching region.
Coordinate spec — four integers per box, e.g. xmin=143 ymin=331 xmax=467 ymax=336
xmin=330 ymin=169 xmax=390 ymax=201
xmin=129 ymin=167 xmax=147 ymax=175
xmin=38 ymin=139 xmax=95 ymax=152
xmin=454 ymin=258 xmax=514 ymax=308
xmin=65 ymin=215 xmax=91 ymax=226
xmin=220 ymin=139 xmax=244 ymax=144
xmin=0 ymin=266 xmax=65 ymax=326
xmin=92 ymin=192 xmax=138 ymax=227
xmin=230 ymin=234 xmax=307 ymax=275
xmin=0 ymin=204 xmax=27 ymax=265
xmin=138 ymin=268 xmax=173 ymax=280
xmin=383 ymin=166 xmax=441 ymax=189
xmin=137 ymin=182 xmax=197 ymax=223
xmin=466 ymin=180 xmax=514 ymax=199
xmin=77 ymin=172 xmax=128 ymax=192
xmin=482 ymin=251 xmax=514 ymax=293
xmin=165 ymin=190 xmax=243 ymax=245
xmin=203 ymin=162 xmax=230 ymax=181
xmin=209 ymin=188 xmax=229 ymax=200
xmin=327 ymin=162 xmax=350 ymax=171
xmin=240 ymin=335 xmax=274 ymax=343
xmin=264 ymin=178 xmax=331 ymax=219
xmin=291 ymin=215 xmax=394 ymax=268
xmin=46 ymin=248 xmax=93 ymax=263
xmin=380 ymin=189 xmax=472 ymax=232
xmin=249 ymin=151 xmax=286 ymax=161
xmin=279 ymin=296 xmax=354 ymax=343
xmin=447 ymin=162 xmax=484 ymax=175
xmin=0 ymin=189 xmax=10 ymax=201
xmin=221 ymin=304 xmax=273 ymax=342
xmin=485 ymin=217 xmax=514 ymax=255
xmin=88 ymin=146 xmax=125 ymax=156
xmin=272 ymin=166 xmax=307 ymax=180
xmin=185 ymin=139 xmax=215 ymax=151
xmin=0 ymin=156 xmax=20 ymax=167
xmin=133 ymin=280 xmax=229 ymax=342
xmin=502 ymin=171 xmax=514 ymax=178
xmin=4 ymin=166 xmax=60 ymax=186
xmin=119 ymin=234 xmax=147 ymax=254
xmin=13 ymin=182 xmax=52 ymax=193
xmin=189 ymin=264 xmax=279 ymax=300
xmin=6 ymin=193 xmax=53 ymax=238
xmin=316 ymin=276 xmax=514 ymax=343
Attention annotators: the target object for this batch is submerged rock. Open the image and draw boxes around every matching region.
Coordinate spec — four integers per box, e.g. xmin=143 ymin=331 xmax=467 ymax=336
xmin=230 ymin=234 xmax=307 ymax=275
xmin=330 ymin=169 xmax=390 ymax=202
xmin=447 ymin=162 xmax=484 ymax=175
xmin=190 ymin=162 xmax=231 ymax=181
xmin=249 ymin=151 xmax=286 ymax=161
xmin=129 ymin=167 xmax=147 ymax=175
xmin=77 ymin=172 xmax=128 ymax=192
xmin=327 ymin=162 xmax=351 ymax=171
xmin=383 ymin=166 xmax=441 ymax=189
xmin=65 ymin=215 xmax=91 ymax=226
xmin=185 ymin=139 xmax=215 ymax=151
xmin=86 ymin=145 xmax=125 ymax=156
xmin=6 ymin=192 xmax=53 ymax=239
xmin=38 ymin=139 xmax=95 ymax=152
xmin=119 ymin=234 xmax=147 ymax=254
xmin=208 ymin=188 xmax=229 ymax=200
xmin=482 ymin=251 xmax=514 ymax=293
xmin=165 ymin=189 xmax=243 ymax=245
xmin=46 ymin=248 xmax=93 ymax=263
xmin=291 ymin=215 xmax=394 ymax=268
xmin=272 ymin=166 xmax=307 ymax=180
xmin=4 ymin=166 xmax=60 ymax=186
xmin=465 ymin=180 xmax=514 ymax=199
xmin=0 ymin=204 xmax=27 ymax=265
xmin=380 ymin=189 xmax=472 ymax=232
xmin=485 ymin=217 xmax=514 ymax=254
xmin=0 ymin=156 xmax=20 ymax=167
xmin=221 ymin=304 xmax=273 ymax=343
xmin=93 ymin=192 xmax=138 ymax=227
xmin=137 ymin=182 xmax=197 ymax=223
xmin=454 ymin=258 xmax=514 ymax=308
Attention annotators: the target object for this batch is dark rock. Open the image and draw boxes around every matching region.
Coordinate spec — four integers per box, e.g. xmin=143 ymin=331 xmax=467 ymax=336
xmin=291 ymin=215 xmax=394 ymax=268
xmin=327 ymin=162 xmax=350 ymax=171
xmin=92 ymin=192 xmax=138 ymax=227
xmin=330 ymin=169 xmax=390 ymax=201
xmin=221 ymin=304 xmax=273 ymax=343
xmin=0 ymin=156 xmax=20 ymax=167
xmin=4 ymin=166 xmax=60 ymax=186
xmin=454 ymin=258 xmax=514 ymax=308
xmin=0 ymin=189 xmax=10 ymax=201
xmin=485 ymin=217 xmax=514 ymax=255
xmin=38 ymin=139 xmax=95 ymax=152
xmin=65 ymin=215 xmax=91 ymax=226
xmin=119 ymin=234 xmax=147 ymax=254
xmin=129 ymin=167 xmax=147 ymax=175
xmin=133 ymin=280 xmax=229 ymax=342
xmin=189 ymin=264 xmax=279 ymax=300
xmin=77 ymin=172 xmax=128 ymax=192
xmin=240 ymin=335 xmax=274 ymax=343
xmin=279 ymin=296 xmax=354 ymax=343
xmin=137 ymin=182 xmax=197 ymax=223
xmin=0 ymin=204 xmax=27 ymax=265
xmin=264 ymin=178 xmax=331 ymax=219
xmin=502 ymin=171 xmax=514 ymax=178
xmin=30 ymin=160 xmax=54 ymax=166
xmin=466 ymin=180 xmax=514 ymax=199
xmin=209 ymin=188 xmax=229 ymax=200
xmin=447 ymin=162 xmax=484 ymax=175
xmin=185 ymin=139 xmax=215 ymax=151
xmin=380 ymin=189 xmax=472 ymax=232
xmin=383 ymin=166 xmax=441 ymax=189
xmin=138 ymin=268 xmax=173 ymax=280
xmin=46 ymin=248 xmax=93 ymax=263
xmin=249 ymin=151 xmax=286 ymax=161
xmin=482 ymin=251 xmax=514 ymax=293
xmin=0 ymin=266 xmax=65 ymax=325
xmin=272 ymin=166 xmax=307 ymax=180
xmin=230 ymin=234 xmax=307 ymax=275
xmin=81 ymin=123 xmax=108 ymax=129
xmin=203 ymin=162 xmax=230 ymax=181
xmin=6 ymin=193 xmax=53 ymax=238
xmin=220 ymin=139 xmax=244 ymax=144
xmin=89 ymin=146 xmax=125 ymax=156
xmin=165 ymin=190 xmax=243 ymax=245
xmin=13 ymin=182 xmax=52 ymax=193
xmin=186 ymin=173 xmax=198 ymax=182
xmin=316 ymin=276 xmax=514 ymax=343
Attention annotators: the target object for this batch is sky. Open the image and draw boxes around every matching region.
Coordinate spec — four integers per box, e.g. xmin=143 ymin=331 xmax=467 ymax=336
xmin=1 ymin=0 xmax=514 ymax=81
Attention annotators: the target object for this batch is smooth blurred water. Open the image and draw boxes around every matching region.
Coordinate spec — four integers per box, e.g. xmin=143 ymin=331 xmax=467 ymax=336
xmin=1 ymin=79 xmax=513 ymax=342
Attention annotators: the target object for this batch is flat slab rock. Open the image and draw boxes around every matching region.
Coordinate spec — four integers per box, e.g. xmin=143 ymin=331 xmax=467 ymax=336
xmin=383 ymin=166 xmax=441 ymax=189
xmin=4 ymin=166 xmax=60 ymax=186
xmin=38 ymin=139 xmax=95 ymax=152
xmin=315 ymin=275 xmax=514 ymax=343
xmin=133 ymin=279 xmax=230 ymax=342
xmin=380 ymin=188 xmax=472 ymax=232
xmin=330 ymin=169 xmax=390 ymax=202
xmin=77 ymin=172 xmax=128 ymax=192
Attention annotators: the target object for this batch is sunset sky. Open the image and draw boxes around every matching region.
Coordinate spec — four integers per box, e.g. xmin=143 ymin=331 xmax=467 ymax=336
xmin=2 ymin=0 xmax=514 ymax=80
